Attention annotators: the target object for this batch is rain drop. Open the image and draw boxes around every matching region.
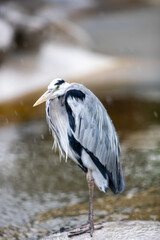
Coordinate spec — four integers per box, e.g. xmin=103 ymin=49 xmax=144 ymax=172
xmin=41 ymin=134 xmax=44 ymax=140
xmin=5 ymin=117 xmax=9 ymax=124
xmin=14 ymin=110 xmax=18 ymax=116
xmin=154 ymin=111 xmax=158 ymax=118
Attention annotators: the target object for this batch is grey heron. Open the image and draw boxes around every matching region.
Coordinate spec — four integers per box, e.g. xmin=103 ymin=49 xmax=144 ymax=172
xmin=33 ymin=78 xmax=124 ymax=237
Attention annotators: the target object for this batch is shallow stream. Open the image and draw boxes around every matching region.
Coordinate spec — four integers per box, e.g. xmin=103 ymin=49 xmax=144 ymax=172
xmin=0 ymin=97 xmax=160 ymax=239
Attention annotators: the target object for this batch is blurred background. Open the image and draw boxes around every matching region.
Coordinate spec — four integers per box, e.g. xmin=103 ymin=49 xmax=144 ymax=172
xmin=0 ymin=0 xmax=160 ymax=239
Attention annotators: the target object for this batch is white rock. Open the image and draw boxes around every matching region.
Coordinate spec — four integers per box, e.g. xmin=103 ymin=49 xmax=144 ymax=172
xmin=42 ymin=221 xmax=160 ymax=240
xmin=0 ymin=19 xmax=14 ymax=50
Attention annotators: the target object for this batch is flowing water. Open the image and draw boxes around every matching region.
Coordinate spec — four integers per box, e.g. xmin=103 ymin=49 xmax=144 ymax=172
xmin=0 ymin=97 xmax=160 ymax=239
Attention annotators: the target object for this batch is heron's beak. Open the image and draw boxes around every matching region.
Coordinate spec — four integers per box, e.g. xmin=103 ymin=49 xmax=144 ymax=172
xmin=33 ymin=89 xmax=53 ymax=107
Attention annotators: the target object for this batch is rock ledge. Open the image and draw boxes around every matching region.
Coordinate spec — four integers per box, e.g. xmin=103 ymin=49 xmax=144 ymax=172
xmin=42 ymin=221 xmax=160 ymax=240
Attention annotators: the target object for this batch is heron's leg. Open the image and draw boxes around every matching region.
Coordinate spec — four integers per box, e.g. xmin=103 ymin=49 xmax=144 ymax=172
xmin=88 ymin=168 xmax=94 ymax=237
xmin=68 ymin=169 xmax=100 ymax=238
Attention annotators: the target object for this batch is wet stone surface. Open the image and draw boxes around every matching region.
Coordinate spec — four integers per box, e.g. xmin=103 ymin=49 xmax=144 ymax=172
xmin=43 ymin=221 xmax=160 ymax=240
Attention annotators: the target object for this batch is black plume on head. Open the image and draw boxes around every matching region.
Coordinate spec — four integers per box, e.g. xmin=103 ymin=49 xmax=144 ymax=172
xmin=55 ymin=79 xmax=65 ymax=86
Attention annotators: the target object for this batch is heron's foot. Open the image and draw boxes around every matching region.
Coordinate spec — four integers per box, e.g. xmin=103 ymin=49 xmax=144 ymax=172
xmin=68 ymin=222 xmax=103 ymax=238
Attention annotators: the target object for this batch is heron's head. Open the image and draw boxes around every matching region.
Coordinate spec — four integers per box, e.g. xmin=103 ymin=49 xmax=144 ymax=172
xmin=33 ymin=78 xmax=69 ymax=107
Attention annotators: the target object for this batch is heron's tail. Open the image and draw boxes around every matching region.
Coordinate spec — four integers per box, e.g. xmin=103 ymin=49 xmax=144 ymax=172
xmin=107 ymin=163 xmax=125 ymax=194
xmin=92 ymin=163 xmax=124 ymax=194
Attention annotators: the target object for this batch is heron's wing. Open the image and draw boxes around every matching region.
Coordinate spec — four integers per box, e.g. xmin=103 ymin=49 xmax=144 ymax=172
xmin=64 ymin=84 xmax=124 ymax=194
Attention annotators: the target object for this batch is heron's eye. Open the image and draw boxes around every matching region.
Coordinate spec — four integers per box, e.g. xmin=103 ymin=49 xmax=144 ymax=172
xmin=56 ymin=85 xmax=60 ymax=90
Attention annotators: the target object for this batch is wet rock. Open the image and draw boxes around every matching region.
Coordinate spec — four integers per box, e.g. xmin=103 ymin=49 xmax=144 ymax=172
xmin=42 ymin=221 xmax=160 ymax=240
xmin=0 ymin=2 xmax=48 ymax=50
xmin=0 ymin=19 xmax=14 ymax=63
xmin=0 ymin=1 xmax=91 ymax=52
xmin=0 ymin=42 xmax=113 ymax=104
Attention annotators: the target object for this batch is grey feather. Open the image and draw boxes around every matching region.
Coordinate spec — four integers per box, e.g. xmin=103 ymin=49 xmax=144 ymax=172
xmin=63 ymin=83 xmax=124 ymax=193
xmin=46 ymin=81 xmax=124 ymax=193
